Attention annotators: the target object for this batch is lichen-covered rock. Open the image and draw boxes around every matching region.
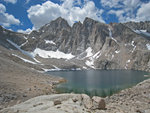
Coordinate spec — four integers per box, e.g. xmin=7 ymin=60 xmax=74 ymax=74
xmin=92 ymin=96 xmax=106 ymax=110
xmin=81 ymin=94 xmax=92 ymax=109
xmin=54 ymin=100 xmax=61 ymax=105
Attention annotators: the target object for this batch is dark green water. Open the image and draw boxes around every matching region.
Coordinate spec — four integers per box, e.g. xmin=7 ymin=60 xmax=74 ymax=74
xmin=47 ymin=70 xmax=150 ymax=97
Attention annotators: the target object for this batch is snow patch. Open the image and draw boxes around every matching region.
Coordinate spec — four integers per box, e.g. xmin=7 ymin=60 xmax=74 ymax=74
xmin=131 ymin=41 xmax=134 ymax=46
xmin=115 ymin=50 xmax=120 ymax=53
xmin=140 ymin=30 xmax=147 ymax=32
xmin=125 ymin=66 xmax=127 ymax=69
xmin=42 ymin=65 xmax=81 ymax=72
xmin=20 ymin=40 xmax=28 ymax=47
xmin=109 ymin=28 xmax=112 ymax=37
xmin=23 ymin=36 xmax=28 ymax=40
xmin=12 ymin=54 xmax=37 ymax=64
xmin=45 ymin=40 xmax=56 ymax=45
xmin=71 ymin=68 xmax=81 ymax=71
xmin=85 ymin=47 xmax=93 ymax=58
xmin=125 ymin=59 xmax=131 ymax=69
xmin=83 ymin=66 xmax=87 ymax=69
xmin=52 ymin=65 xmax=60 ymax=70
xmin=112 ymin=54 xmax=114 ymax=59
xmin=111 ymin=37 xmax=118 ymax=43
xmin=85 ymin=49 xmax=101 ymax=68
xmin=42 ymin=65 xmax=62 ymax=72
xmin=109 ymin=28 xmax=118 ymax=43
xmin=132 ymin=46 xmax=136 ymax=53
xmin=7 ymin=39 xmax=40 ymax=63
xmin=134 ymin=30 xmax=150 ymax=37
xmin=146 ymin=44 xmax=150 ymax=50
xmin=42 ymin=68 xmax=81 ymax=72
xmin=42 ymin=68 xmax=60 ymax=72
xmin=7 ymin=39 xmax=35 ymax=58
xmin=85 ymin=58 xmax=94 ymax=69
xmin=93 ymin=51 xmax=101 ymax=59
xmin=131 ymin=41 xmax=136 ymax=53
xmin=46 ymin=23 xmax=50 ymax=27
xmin=127 ymin=60 xmax=130 ymax=63
xmin=32 ymin=48 xmax=75 ymax=59
xmin=33 ymin=58 xmax=41 ymax=63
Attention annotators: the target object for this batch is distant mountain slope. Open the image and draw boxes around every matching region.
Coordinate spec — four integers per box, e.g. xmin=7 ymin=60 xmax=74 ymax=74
xmin=0 ymin=17 xmax=150 ymax=71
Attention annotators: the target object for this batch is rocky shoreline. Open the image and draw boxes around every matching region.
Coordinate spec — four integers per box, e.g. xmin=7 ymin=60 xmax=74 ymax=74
xmin=1 ymin=77 xmax=150 ymax=113
xmin=104 ymin=78 xmax=150 ymax=113
xmin=0 ymin=54 xmax=65 ymax=110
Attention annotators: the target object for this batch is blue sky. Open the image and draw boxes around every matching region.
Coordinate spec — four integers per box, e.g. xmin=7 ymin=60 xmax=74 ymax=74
xmin=0 ymin=0 xmax=150 ymax=33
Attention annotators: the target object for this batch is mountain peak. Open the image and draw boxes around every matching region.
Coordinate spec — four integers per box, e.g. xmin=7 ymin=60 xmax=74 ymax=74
xmin=83 ymin=17 xmax=96 ymax=23
xmin=55 ymin=17 xmax=65 ymax=22
xmin=49 ymin=17 xmax=71 ymax=29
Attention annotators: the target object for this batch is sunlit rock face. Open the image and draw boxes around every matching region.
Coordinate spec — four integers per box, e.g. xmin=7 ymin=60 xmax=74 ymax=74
xmin=0 ymin=17 xmax=150 ymax=71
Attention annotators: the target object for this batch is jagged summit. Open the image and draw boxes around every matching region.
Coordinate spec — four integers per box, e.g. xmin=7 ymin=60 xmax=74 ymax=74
xmin=0 ymin=17 xmax=150 ymax=71
xmin=37 ymin=17 xmax=104 ymax=33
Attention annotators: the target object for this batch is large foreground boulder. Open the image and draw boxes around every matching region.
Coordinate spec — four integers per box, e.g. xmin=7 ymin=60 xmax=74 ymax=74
xmin=92 ymin=96 xmax=106 ymax=110
xmin=0 ymin=93 xmax=106 ymax=113
xmin=81 ymin=94 xmax=93 ymax=109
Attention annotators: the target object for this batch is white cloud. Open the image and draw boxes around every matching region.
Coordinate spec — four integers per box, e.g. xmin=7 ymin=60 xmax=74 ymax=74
xmin=104 ymin=0 xmax=144 ymax=22
xmin=107 ymin=1 xmax=150 ymax=22
xmin=109 ymin=10 xmax=124 ymax=17
xmin=135 ymin=2 xmax=150 ymax=21
xmin=101 ymin=0 xmax=123 ymax=8
xmin=101 ymin=0 xmax=141 ymax=10
xmin=3 ymin=0 xmax=17 ymax=4
xmin=102 ymin=0 xmax=150 ymax=22
xmin=27 ymin=0 xmax=104 ymax=29
xmin=17 ymin=28 xmax=33 ymax=34
xmin=0 ymin=3 xmax=20 ymax=27
xmin=0 ymin=3 xmax=6 ymax=13
xmin=25 ymin=0 xmax=30 ymax=4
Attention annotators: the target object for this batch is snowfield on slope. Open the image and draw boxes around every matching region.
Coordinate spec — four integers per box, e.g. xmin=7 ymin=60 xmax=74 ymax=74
xmin=146 ymin=44 xmax=150 ymax=50
xmin=45 ymin=40 xmax=56 ymax=45
xmin=12 ymin=54 xmax=37 ymax=64
xmin=134 ymin=29 xmax=150 ymax=37
xmin=32 ymin=48 xmax=75 ymax=59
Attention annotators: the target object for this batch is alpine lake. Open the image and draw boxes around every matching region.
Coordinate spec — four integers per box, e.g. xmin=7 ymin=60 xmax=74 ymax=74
xmin=47 ymin=70 xmax=150 ymax=97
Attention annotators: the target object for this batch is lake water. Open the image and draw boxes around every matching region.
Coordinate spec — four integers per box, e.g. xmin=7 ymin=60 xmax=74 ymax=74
xmin=47 ymin=70 xmax=150 ymax=97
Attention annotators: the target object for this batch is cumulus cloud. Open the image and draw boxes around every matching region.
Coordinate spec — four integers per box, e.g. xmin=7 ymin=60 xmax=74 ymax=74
xmin=108 ymin=0 xmax=150 ymax=22
xmin=17 ymin=28 xmax=33 ymax=34
xmin=101 ymin=0 xmax=141 ymax=9
xmin=0 ymin=3 xmax=20 ymax=27
xmin=101 ymin=0 xmax=123 ymax=8
xmin=135 ymin=2 xmax=150 ymax=21
xmin=27 ymin=0 xmax=104 ymax=29
xmin=0 ymin=3 xmax=6 ymax=13
xmin=3 ymin=0 xmax=17 ymax=4
xmin=105 ymin=0 xmax=142 ymax=22
xmin=25 ymin=0 xmax=30 ymax=4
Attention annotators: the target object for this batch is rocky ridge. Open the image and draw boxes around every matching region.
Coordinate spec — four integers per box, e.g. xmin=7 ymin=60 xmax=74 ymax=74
xmin=0 ymin=17 xmax=150 ymax=72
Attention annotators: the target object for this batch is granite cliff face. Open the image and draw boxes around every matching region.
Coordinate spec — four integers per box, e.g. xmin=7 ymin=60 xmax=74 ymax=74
xmin=0 ymin=17 xmax=150 ymax=71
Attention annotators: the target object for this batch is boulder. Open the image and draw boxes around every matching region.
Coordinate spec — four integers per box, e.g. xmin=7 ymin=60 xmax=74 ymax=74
xmin=92 ymin=96 xmax=106 ymax=110
xmin=54 ymin=100 xmax=61 ymax=105
xmin=81 ymin=94 xmax=92 ymax=109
